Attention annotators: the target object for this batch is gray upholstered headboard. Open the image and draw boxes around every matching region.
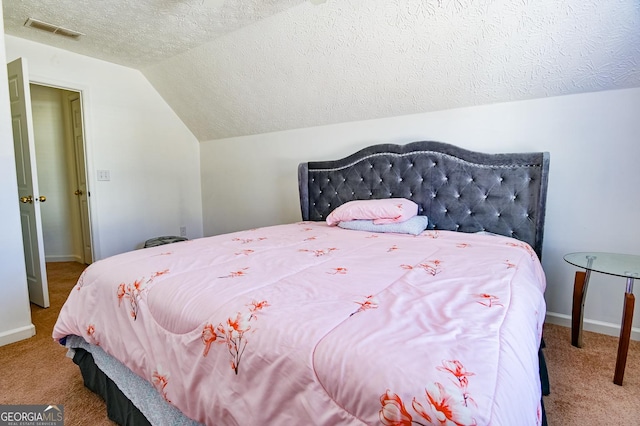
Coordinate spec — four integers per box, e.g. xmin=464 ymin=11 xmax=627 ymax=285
xmin=298 ymin=141 xmax=550 ymax=259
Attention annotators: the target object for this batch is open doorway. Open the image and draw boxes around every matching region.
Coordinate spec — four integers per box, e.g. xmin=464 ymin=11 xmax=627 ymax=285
xmin=30 ymin=83 xmax=93 ymax=266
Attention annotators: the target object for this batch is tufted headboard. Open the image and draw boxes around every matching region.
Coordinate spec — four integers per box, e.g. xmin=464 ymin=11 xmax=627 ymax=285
xmin=298 ymin=141 xmax=550 ymax=259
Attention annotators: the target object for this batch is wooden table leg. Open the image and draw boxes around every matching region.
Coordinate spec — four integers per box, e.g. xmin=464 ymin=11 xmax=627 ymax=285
xmin=614 ymin=292 xmax=635 ymax=386
xmin=571 ymin=271 xmax=587 ymax=347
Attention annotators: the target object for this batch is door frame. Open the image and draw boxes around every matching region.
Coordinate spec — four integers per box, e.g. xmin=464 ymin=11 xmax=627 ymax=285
xmin=28 ymin=73 xmax=100 ymax=261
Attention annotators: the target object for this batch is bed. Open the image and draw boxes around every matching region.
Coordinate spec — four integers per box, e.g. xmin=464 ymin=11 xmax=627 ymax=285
xmin=53 ymin=141 xmax=550 ymax=426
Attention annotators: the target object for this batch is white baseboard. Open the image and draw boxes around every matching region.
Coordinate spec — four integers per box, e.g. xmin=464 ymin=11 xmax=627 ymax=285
xmin=545 ymin=311 xmax=640 ymax=341
xmin=45 ymin=255 xmax=82 ymax=262
xmin=0 ymin=324 xmax=36 ymax=347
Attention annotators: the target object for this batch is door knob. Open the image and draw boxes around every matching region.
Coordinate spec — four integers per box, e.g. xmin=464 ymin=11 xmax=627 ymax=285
xmin=38 ymin=195 xmax=47 ymax=202
xmin=74 ymin=189 xmax=83 ymax=196
xmin=20 ymin=195 xmax=33 ymax=204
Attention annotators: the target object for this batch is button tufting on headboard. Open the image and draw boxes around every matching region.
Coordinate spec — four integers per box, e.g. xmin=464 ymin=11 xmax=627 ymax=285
xmin=298 ymin=141 xmax=550 ymax=259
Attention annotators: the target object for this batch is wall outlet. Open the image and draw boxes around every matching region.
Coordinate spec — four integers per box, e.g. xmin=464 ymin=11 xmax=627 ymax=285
xmin=97 ymin=170 xmax=111 ymax=181
xmin=180 ymin=226 xmax=187 ymax=237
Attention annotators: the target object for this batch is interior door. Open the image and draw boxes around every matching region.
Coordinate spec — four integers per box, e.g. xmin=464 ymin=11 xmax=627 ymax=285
xmin=8 ymin=57 xmax=50 ymax=308
xmin=70 ymin=94 xmax=93 ymax=263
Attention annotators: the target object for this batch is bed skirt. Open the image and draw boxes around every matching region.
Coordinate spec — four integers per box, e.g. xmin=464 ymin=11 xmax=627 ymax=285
xmin=65 ymin=335 xmax=200 ymax=426
xmin=73 ymin=348 xmax=151 ymax=426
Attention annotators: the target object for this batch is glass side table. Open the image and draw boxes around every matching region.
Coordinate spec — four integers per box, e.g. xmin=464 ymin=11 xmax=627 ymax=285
xmin=564 ymin=252 xmax=639 ymax=386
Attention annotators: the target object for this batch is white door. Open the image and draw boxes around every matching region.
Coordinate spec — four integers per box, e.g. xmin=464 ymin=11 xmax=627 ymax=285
xmin=8 ymin=58 xmax=50 ymax=308
xmin=70 ymin=94 xmax=93 ymax=263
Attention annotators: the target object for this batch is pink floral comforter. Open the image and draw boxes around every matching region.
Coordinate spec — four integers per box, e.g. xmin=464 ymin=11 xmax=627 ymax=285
xmin=53 ymin=222 xmax=546 ymax=426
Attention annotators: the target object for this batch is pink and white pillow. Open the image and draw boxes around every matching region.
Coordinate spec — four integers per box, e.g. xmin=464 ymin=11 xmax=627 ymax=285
xmin=326 ymin=198 xmax=419 ymax=226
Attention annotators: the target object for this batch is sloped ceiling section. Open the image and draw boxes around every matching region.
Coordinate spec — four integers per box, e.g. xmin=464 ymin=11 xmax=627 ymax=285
xmin=4 ymin=0 xmax=639 ymax=141
xmin=142 ymin=0 xmax=640 ymax=141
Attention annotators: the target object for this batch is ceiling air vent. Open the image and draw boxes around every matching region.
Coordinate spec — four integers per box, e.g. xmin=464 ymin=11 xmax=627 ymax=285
xmin=24 ymin=18 xmax=84 ymax=39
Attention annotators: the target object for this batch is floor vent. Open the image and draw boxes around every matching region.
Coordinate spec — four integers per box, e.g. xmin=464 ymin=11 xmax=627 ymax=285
xmin=24 ymin=18 xmax=84 ymax=39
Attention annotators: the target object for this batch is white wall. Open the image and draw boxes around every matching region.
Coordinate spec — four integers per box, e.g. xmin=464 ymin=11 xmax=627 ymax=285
xmin=0 ymin=7 xmax=34 ymax=346
xmin=5 ymin=35 xmax=204 ymax=259
xmin=201 ymin=87 xmax=640 ymax=339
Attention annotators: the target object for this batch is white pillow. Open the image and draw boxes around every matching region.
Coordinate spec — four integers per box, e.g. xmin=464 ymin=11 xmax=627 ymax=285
xmin=337 ymin=215 xmax=429 ymax=236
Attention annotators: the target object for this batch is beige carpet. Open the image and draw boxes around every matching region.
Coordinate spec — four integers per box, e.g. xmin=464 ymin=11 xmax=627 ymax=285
xmin=542 ymin=320 xmax=640 ymax=425
xmin=0 ymin=262 xmax=113 ymax=425
xmin=0 ymin=261 xmax=638 ymax=425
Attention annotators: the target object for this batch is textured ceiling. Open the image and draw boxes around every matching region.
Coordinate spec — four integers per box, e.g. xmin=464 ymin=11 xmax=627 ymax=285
xmin=2 ymin=0 xmax=307 ymax=68
xmin=4 ymin=0 xmax=640 ymax=141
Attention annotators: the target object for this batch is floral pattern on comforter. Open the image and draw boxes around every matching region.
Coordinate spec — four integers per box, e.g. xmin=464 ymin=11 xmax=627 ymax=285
xmin=53 ymin=222 xmax=546 ymax=426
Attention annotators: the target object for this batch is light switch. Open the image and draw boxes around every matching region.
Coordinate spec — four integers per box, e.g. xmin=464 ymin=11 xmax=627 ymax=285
xmin=97 ymin=170 xmax=111 ymax=181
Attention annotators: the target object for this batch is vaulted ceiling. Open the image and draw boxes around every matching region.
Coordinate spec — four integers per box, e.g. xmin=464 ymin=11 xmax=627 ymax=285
xmin=4 ymin=0 xmax=640 ymax=141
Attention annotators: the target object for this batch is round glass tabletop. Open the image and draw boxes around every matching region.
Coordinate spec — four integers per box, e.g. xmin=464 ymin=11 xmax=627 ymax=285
xmin=564 ymin=252 xmax=640 ymax=279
